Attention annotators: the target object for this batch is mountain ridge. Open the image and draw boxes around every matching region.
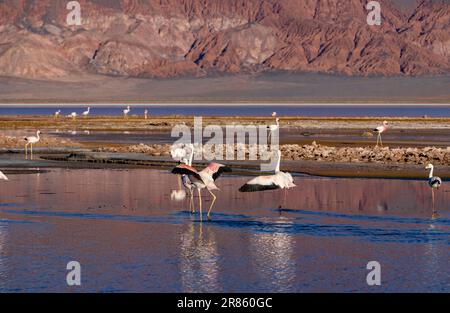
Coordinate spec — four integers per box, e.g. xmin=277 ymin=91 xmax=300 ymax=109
xmin=0 ymin=0 xmax=448 ymax=80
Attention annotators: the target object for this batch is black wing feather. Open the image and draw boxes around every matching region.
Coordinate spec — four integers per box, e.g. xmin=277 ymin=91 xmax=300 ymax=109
xmin=171 ymin=167 xmax=201 ymax=180
xmin=239 ymin=183 xmax=280 ymax=193
xmin=212 ymin=166 xmax=232 ymax=181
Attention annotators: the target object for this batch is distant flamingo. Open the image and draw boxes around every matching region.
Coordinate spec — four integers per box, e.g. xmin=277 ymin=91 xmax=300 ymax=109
xmin=373 ymin=121 xmax=389 ymax=147
xmin=123 ymin=106 xmax=131 ymax=118
xmin=239 ymin=150 xmax=295 ymax=209
xmin=68 ymin=112 xmax=78 ymax=120
xmin=82 ymin=107 xmax=90 ymax=117
xmin=268 ymin=117 xmax=280 ymax=142
xmin=172 ymin=160 xmax=231 ymax=221
xmin=144 ymin=109 xmax=148 ymax=120
xmin=54 ymin=110 xmax=61 ymax=119
xmin=24 ymin=130 xmax=41 ymax=159
xmin=0 ymin=170 xmax=8 ymax=181
xmin=272 ymin=112 xmax=277 ymax=117
xmin=425 ymin=163 xmax=442 ymax=218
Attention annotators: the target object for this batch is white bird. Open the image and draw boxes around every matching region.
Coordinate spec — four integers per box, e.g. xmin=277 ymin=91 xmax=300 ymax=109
xmin=272 ymin=112 xmax=277 ymax=117
xmin=24 ymin=130 xmax=41 ymax=159
xmin=68 ymin=112 xmax=78 ymax=120
xmin=144 ymin=109 xmax=148 ymax=120
xmin=0 ymin=170 xmax=8 ymax=181
xmin=54 ymin=110 xmax=61 ymax=118
xmin=172 ymin=160 xmax=231 ymax=221
xmin=123 ymin=106 xmax=131 ymax=118
xmin=425 ymin=163 xmax=442 ymax=218
xmin=373 ymin=121 xmax=389 ymax=147
xmin=239 ymin=150 xmax=296 ymax=209
xmin=267 ymin=117 xmax=280 ymax=142
xmin=82 ymin=107 xmax=90 ymax=117
xmin=171 ymin=144 xmax=195 ymax=213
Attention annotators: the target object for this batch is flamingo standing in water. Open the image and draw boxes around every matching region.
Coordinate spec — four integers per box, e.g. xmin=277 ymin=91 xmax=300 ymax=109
xmin=144 ymin=109 xmax=148 ymax=120
xmin=373 ymin=121 xmax=389 ymax=147
xmin=425 ymin=163 xmax=442 ymax=218
xmin=239 ymin=150 xmax=296 ymax=209
xmin=123 ymin=106 xmax=131 ymax=118
xmin=272 ymin=112 xmax=277 ymax=117
xmin=54 ymin=110 xmax=61 ymax=119
xmin=82 ymin=107 xmax=90 ymax=117
xmin=24 ymin=130 xmax=41 ymax=159
xmin=171 ymin=144 xmax=195 ymax=213
xmin=0 ymin=171 xmax=8 ymax=181
xmin=172 ymin=159 xmax=231 ymax=221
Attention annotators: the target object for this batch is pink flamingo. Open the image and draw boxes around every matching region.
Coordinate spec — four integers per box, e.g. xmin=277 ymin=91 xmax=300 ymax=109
xmin=373 ymin=121 xmax=389 ymax=147
xmin=172 ymin=161 xmax=231 ymax=221
xmin=239 ymin=150 xmax=295 ymax=209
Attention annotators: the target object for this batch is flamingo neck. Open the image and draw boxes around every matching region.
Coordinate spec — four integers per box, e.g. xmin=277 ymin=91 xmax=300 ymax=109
xmin=188 ymin=146 xmax=194 ymax=166
xmin=275 ymin=151 xmax=281 ymax=172
xmin=36 ymin=131 xmax=40 ymax=140
xmin=428 ymin=167 xmax=434 ymax=179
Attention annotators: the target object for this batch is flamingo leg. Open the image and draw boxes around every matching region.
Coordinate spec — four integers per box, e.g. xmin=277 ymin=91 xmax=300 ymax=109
xmin=190 ymin=191 xmax=195 ymax=214
xmin=25 ymin=143 xmax=28 ymax=159
xmin=431 ymin=188 xmax=439 ymax=219
xmin=30 ymin=144 xmax=33 ymax=160
xmin=379 ymin=134 xmax=383 ymax=147
xmin=197 ymin=188 xmax=203 ymax=222
xmin=207 ymin=189 xmax=217 ymax=220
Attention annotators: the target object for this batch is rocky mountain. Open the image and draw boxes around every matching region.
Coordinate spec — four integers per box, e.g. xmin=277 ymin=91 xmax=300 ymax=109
xmin=0 ymin=0 xmax=448 ymax=80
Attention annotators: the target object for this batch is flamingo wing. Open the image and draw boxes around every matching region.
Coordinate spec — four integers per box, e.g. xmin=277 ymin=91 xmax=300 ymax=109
xmin=207 ymin=163 xmax=232 ymax=181
xmin=429 ymin=177 xmax=442 ymax=188
xmin=0 ymin=171 xmax=8 ymax=181
xmin=171 ymin=164 xmax=201 ymax=180
xmin=239 ymin=175 xmax=280 ymax=192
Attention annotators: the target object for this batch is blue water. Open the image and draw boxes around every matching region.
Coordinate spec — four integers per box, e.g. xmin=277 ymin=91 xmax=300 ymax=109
xmin=0 ymin=105 xmax=449 ymax=117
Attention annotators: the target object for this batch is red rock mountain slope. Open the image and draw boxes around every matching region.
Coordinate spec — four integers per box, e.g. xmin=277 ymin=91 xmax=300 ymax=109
xmin=0 ymin=0 xmax=448 ymax=79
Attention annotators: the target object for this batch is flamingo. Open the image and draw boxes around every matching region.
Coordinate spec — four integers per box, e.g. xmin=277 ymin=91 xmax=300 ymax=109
xmin=0 ymin=170 xmax=8 ymax=181
xmin=123 ymin=106 xmax=131 ymax=118
xmin=373 ymin=121 xmax=389 ymax=147
xmin=24 ymin=130 xmax=41 ymax=159
xmin=425 ymin=163 xmax=442 ymax=218
xmin=239 ymin=150 xmax=295 ymax=209
xmin=54 ymin=110 xmax=61 ymax=119
xmin=82 ymin=107 xmax=90 ymax=117
xmin=68 ymin=112 xmax=77 ymax=120
xmin=172 ymin=159 xmax=231 ymax=221
xmin=144 ymin=109 xmax=148 ymax=120
xmin=171 ymin=144 xmax=195 ymax=213
xmin=272 ymin=112 xmax=277 ymax=117
xmin=268 ymin=117 xmax=280 ymax=142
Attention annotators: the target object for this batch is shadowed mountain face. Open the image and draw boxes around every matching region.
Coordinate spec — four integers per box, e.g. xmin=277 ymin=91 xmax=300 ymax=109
xmin=0 ymin=0 xmax=449 ymax=80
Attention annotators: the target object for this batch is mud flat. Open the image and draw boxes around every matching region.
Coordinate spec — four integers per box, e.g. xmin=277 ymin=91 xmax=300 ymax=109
xmin=0 ymin=115 xmax=448 ymax=179
xmin=1 ymin=115 xmax=450 ymax=131
xmin=0 ymin=151 xmax=441 ymax=179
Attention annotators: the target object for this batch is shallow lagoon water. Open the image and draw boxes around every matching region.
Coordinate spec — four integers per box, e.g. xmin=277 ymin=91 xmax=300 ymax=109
xmin=0 ymin=168 xmax=449 ymax=292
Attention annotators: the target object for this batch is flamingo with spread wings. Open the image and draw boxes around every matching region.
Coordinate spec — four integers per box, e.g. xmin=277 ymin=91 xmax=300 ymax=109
xmin=172 ymin=161 xmax=231 ymax=220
